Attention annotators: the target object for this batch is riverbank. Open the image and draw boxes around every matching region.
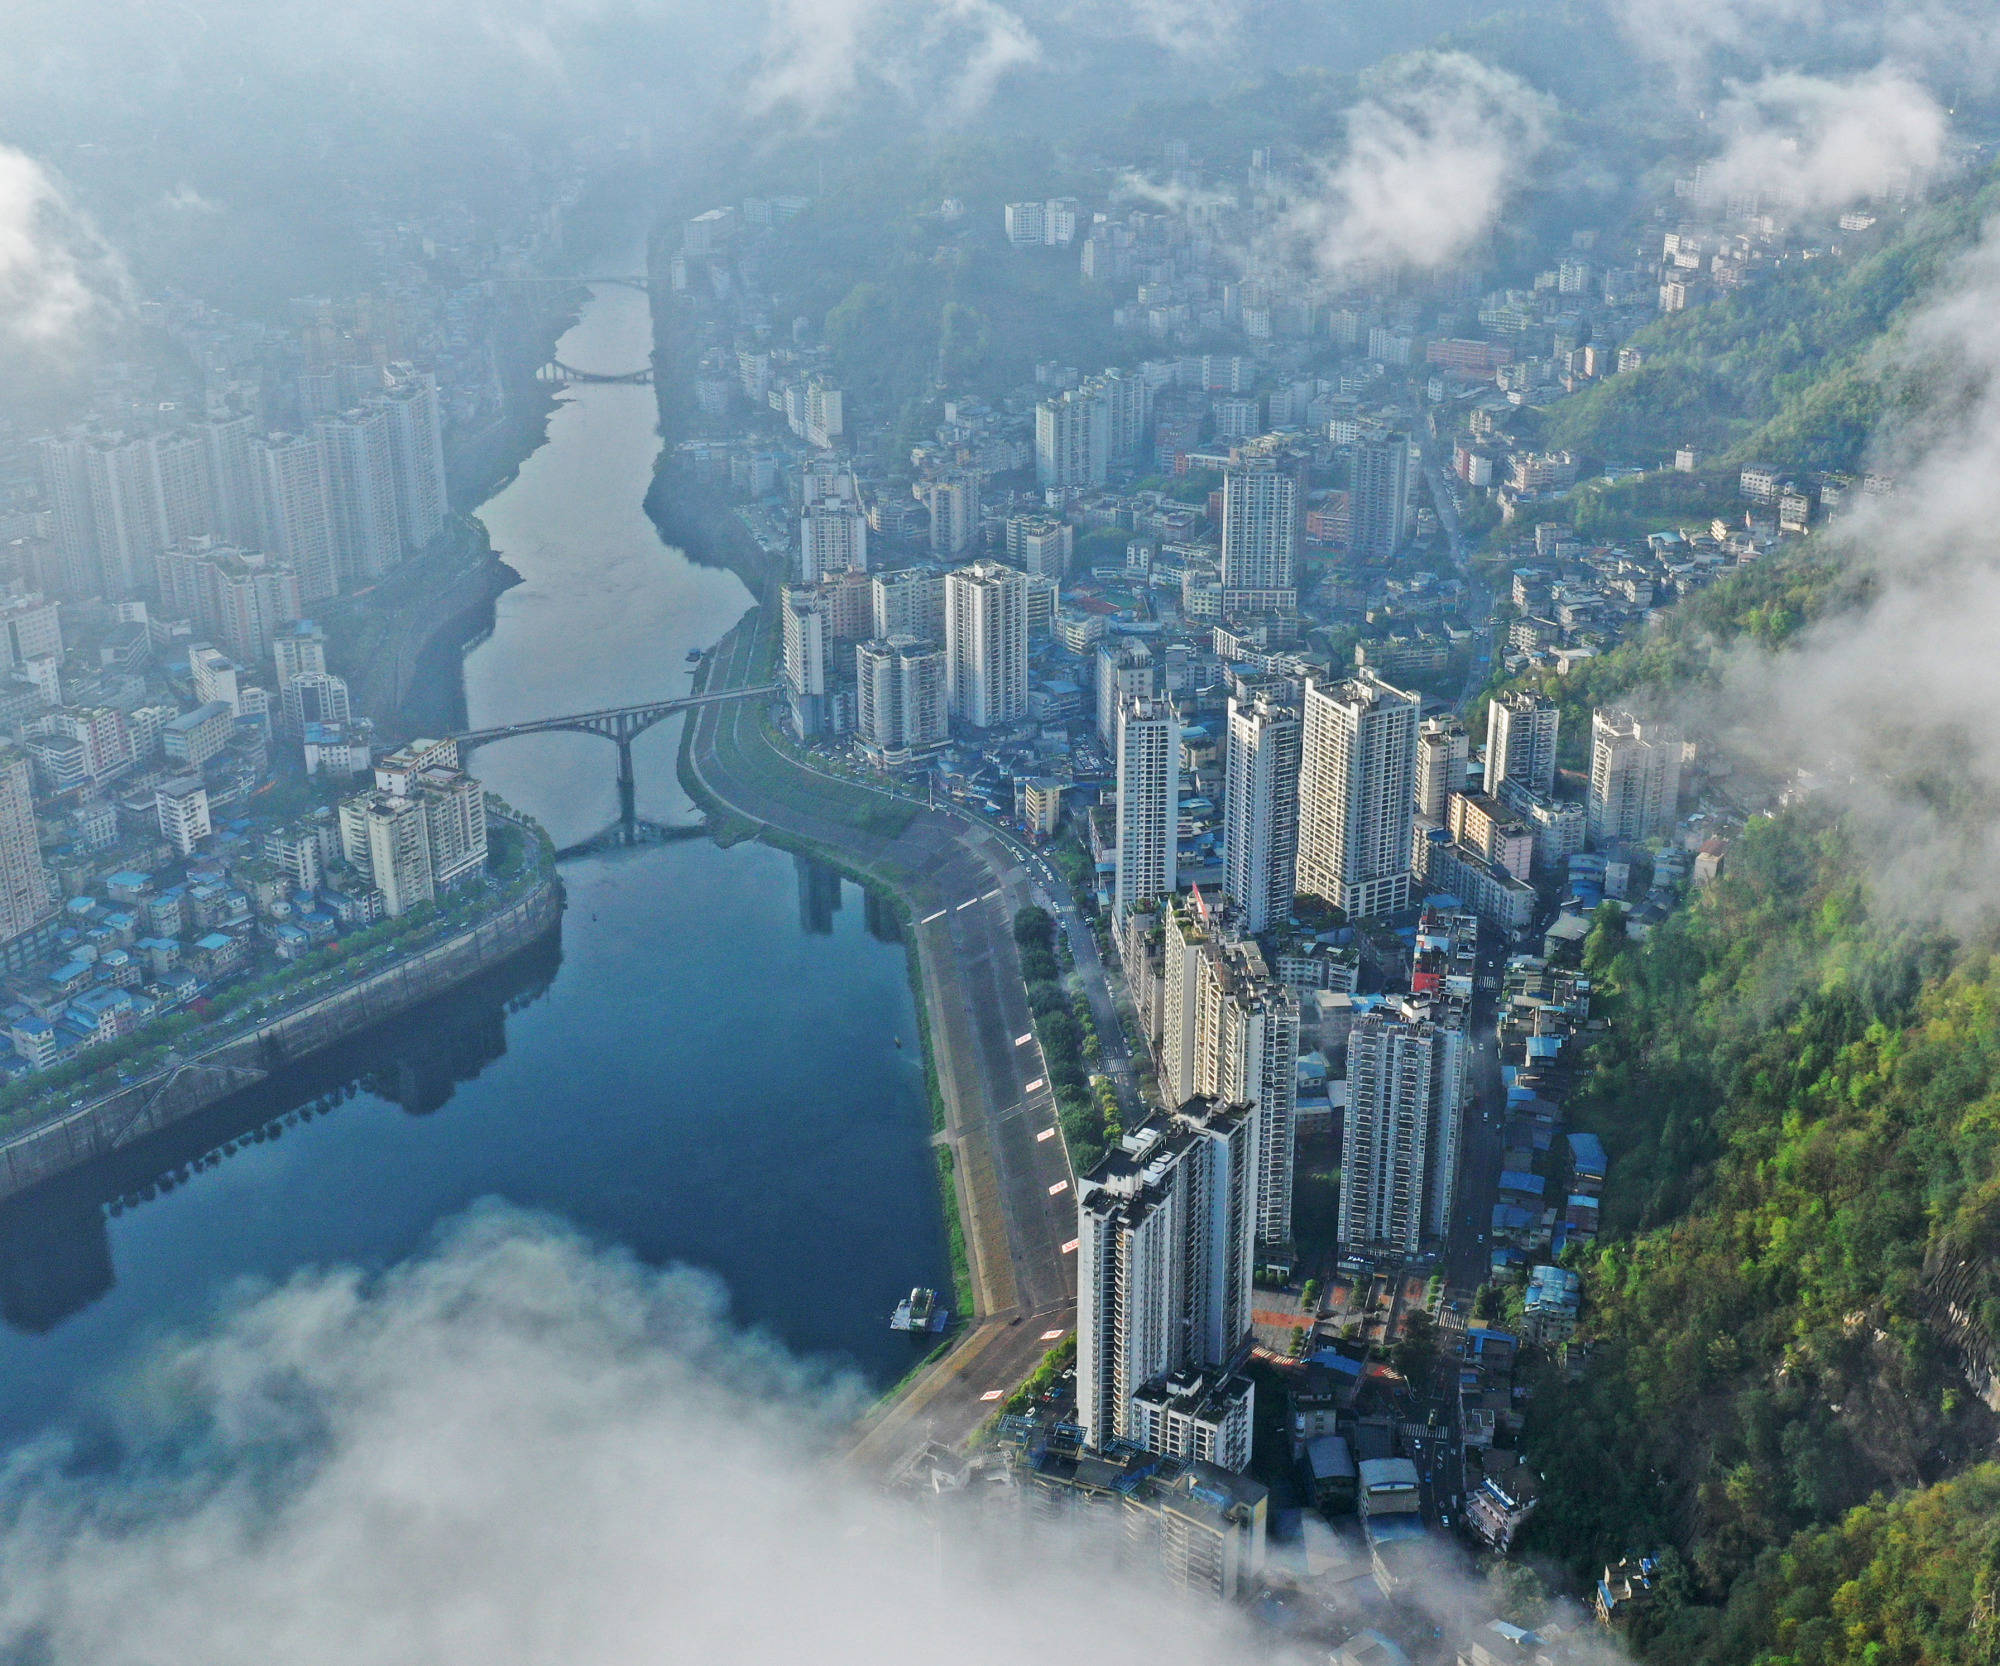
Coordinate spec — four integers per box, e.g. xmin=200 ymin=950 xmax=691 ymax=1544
xmin=0 ymin=853 xmax=563 ymax=1204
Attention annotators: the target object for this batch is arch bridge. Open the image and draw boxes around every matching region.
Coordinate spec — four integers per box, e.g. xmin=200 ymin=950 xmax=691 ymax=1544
xmin=537 ymin=360 xmax=654 ymax=387
xmin=454 ymin=686 xmax=778 ymax=846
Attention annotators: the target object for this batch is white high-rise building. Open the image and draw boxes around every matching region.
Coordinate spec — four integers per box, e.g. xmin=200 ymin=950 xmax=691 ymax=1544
xmin=201 ymin=413 xmax=264 ymax=549
xmin=273 ymin=621 xmax=329 ymax=693
xmin=1486 ymin=693 xmax=1560 ymax=800
xmin=1075 ymin=1100 xmax=1258 ymax=1462
xmin=155 ymin=776 xmax=213 ymax=857
xmin=253 ymin=433 xmax=339 ymax=602
xmin=189 ymin=646 xmax=243 ymax=716
xmin=1350 ymin=431 xmax=1412 ymax=561
xmin=1220 ymin=466 xmax=1298 ymax=592
xmin=0 ymin=748 xmax=55 ymax=955
xmin=375 ymin=366 xmax=450 ymax=553
xmin=1222 ymin=691 xmax=1301 ymax=935
xmin=780 ymin=584 xmax=830 ymax=737
xmin=36 ymin=434 xmax=101 ymax=597
xmin=870 ymin=568 xmax=944 ymax=644
xmin=1007 ymin=514 xmax=1072 ymax=580
xmin=1296 ymin=674 xmax=1420 ymax=919
xmin=1588 ymin=708 xmax=1682 ymax=844
xmin=1158 ymin=894 xmax=1299 ymax=1248
xmin=1096 ymin=638 xmax=1154 ymax=748
xmin=84 ymin=433 xmax=165 ymax=598
xmin=315 ymin=405 xmax=401 ymax=585
xmin=800 ymin=466 xmax=868 ymax=583
xmin=919 ymin=474 xmax=980 ymax=557
xmin=0 ymin=596 xmax=62 ymax=672
xmin=1416 ymin=716 xmax=1471 ymax=822
xmin=1115 ymin=694 xmax=1181 ymax=918
xmin=283 ymin=670 xmax=352 ymax=733
xmin=855 ymin=636 xmax=947 ymax=757
xmin=1035 ymin=384 xmax=1111 ymax=489
xmin=944 ymin=561 xmax=1027 ymax=729
xmin=1338 ymin=996 xmax=1470 ymax=1254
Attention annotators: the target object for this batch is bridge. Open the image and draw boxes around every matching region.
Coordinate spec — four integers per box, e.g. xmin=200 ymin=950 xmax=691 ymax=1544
xmin=493 ymin=274 xmax=655 ymax=293
xmin=537 ymin=360 xmax=654 ymax=387
xmin=454 ymin=685 xmax=779 ymax=845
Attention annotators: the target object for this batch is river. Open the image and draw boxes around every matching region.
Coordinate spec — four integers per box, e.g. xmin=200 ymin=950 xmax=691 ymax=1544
xmin=0 ymin=270 xmax=949 ymax=1444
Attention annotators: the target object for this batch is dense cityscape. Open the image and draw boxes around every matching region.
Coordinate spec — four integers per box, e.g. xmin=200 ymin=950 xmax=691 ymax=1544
xmin=0 ymin=2 xmax=1996 ymax=1663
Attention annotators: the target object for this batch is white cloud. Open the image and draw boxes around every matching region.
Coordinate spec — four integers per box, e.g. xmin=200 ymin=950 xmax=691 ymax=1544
xmin=1701 ymin=68 xmax=1949 ymax=213
xmin=1702 ymin=216 xmax=2000 ymax=922
xmin=0 ymin=147 xmax=127 ymax=354
xmin=1283 ymin=53 xmax=1553 ymax=280
xmin=0 ymin=1205 xmax=1290 ymax=1666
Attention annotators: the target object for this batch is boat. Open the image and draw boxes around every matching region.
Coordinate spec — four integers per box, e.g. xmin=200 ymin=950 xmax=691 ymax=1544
xmin=685 ymin=648 xmax=703 ymax=664
xmin=893 ymin=1035 xmax=903 ymax=1049
xmin=891 ymin=1286 xmax=948 ymax=1333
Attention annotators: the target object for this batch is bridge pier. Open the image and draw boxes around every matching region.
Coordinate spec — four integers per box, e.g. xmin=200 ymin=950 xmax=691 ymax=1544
xmin=617 ymin=736 xmax=637 ymax=830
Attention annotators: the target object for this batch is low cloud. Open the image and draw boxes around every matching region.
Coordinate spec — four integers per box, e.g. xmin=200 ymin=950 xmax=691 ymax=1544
xmin=1702 ymin=216 xmax=2000 ymax=923
xmin=0 ymin=1205 xmax=1291 ymax=1666
xmin=1700 ymin=68 xmax=1949 ymax=213
xmin=1613 ymin=0 xmax=2000 ymax=93
xmin=1282 ymin=53 xmax=1553 ymax=280
xmin=0 ymin=146 xmax=127 ymax=355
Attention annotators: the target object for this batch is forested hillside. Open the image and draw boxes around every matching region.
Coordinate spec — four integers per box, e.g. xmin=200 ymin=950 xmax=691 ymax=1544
xmin=1519 ymin=811 xmax=2000 ymax=1663
xmin=1545 ymin=164 xmax=2000 ymax=471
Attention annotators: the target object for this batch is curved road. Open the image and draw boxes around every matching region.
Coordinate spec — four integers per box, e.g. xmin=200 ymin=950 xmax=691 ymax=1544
xmin=682 ymin=596 xmax=1102 ymax=1471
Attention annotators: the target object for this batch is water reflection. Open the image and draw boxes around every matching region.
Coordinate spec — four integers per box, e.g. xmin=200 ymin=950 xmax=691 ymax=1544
xmin=795 ymin=853 xmax=844 ymax=936
xmin=0 ymin=936 xmax=560 ymax=1335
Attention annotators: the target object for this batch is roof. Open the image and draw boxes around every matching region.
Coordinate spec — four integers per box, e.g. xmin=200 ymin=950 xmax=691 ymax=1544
xmin=1305 ymin=1435 xmax=1357 ymax=1481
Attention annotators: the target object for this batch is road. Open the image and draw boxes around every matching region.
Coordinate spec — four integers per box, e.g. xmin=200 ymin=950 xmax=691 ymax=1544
xmin=683 ymin=599 xmax=1096 ymax=1469
xmin=1420 ymin=433 xmax=1498 ymax=708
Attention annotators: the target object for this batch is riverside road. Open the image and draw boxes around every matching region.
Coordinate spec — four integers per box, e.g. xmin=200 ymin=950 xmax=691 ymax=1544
xmin=684 ymin=599 xmax=1096 ymax=1470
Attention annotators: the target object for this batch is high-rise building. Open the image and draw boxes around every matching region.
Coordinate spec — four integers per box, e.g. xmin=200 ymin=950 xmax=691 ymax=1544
xmin=84 ymin=433 xmax=166 ymax=598
xmin=799 ymin=466 xmax=868 ymax=582
xmin=1588 ymin=708 xmax=1682 ymax=845
xmin=855 ymin=636 xmax=947 ymax=758
xmin=1350 ymin=432 xmax=1411 ymax=560
xmin=1158 ymin=894 xmax=1299 ymax=1249
xmin=272 ymin=621 xmax=329 ymax=693
xmin=1006 ymin=514 xmax=1072 ymax=580
xmin=37 ymin=433 xmax=101 ymax=596
xmin=253 ymin=433 xmax=339 ymax=602
xmin=869 ymin=568 xmax=944 ymax=644
xmin=944 ymin=561 xmax=1027 ymax=729
xmin=1100 ymin=367 xmax=1151 ymax=463
xmin=155 ymin=776 xmax=213 ymax=856
xmin=1416 ymin=716 xmax=1470 ymax=823
xmin=1220 ymin=466 xmax=1298 ymax=592
xmin=157 ymin=541 xmax=303 ymax=665
xmin=189 ymin=646 xmax=243 ymax=716
xmin=374 ymin=366 xmax=450 ymax=552
xmin=341 ymin=791 xmax=434 ymax=917
xmin=919 ymin=474 xmax=980 ymax=558
xmin=1095 ymin=638 xmax=1154 ymax=747
xmin=283 ymin=670 xmax=352 ymax=732
xmin=1115 ymin=695 xmax=1181 ymax=918
xmin=1296 ymin=674 xmax=1420 ymax=919
xmin=1222 ymin=691 xmax=1301 ymax=936
xmin=0 ymin=595 xmax=62 ymax=673
xmin=416 ymin=766 xmax=488 ymax=890
xmin=1075 ymin=1100 xmax=1258 ymax=1462
xmin=201 ymin=413 xmax=264 ymax=549
xmin=1035 ymin=384 xmax=1111 ymax=489
xmin=1486 ymin=693 xmax=1560 ymax=800
xmin=780 ymin=584 xmax=830 ymax=737
xmin=315 ymin=405 xmax=401 ymax=585
xmin=0 ymin=748 xmax=56 ymax=958
xmin=1339 ymin=996 xmax=1469 ymax=1254
xmin=149 ymin=431 xmax=216 ymax=550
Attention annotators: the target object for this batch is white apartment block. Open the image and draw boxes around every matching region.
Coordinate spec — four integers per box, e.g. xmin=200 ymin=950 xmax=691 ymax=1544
xmin=1297 ymin=674 xmax=1419 ymax=919
xmin=1416 ymin=716 xmax=1469 ymax=823
xmin=1095 ymin=638 xmax=1154 ymax=748
xmin=1075 ymin=1101 xmax=1258 ymax=1459
xmin=1220 ymin=466 xmax=1298 ymax=592
xmin=1222 ymin=691 xmax=1301 ymax=936
xmin=1588 ymin=708 xmax=1682 ymax=845
xmin=1115 ymin=694 xmax=1181 ymax=918
xmin=855 ymin=636 xmax=947 ymax=758
xmin=1486 ymin=693 xmax=1560 ymax=800
xmin=944 ymin=561 xmax=1027 ymax=729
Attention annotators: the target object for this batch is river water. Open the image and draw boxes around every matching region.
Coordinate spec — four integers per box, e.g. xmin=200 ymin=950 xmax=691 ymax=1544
xmin=0 ymin=275 xmax=947 ymax=1443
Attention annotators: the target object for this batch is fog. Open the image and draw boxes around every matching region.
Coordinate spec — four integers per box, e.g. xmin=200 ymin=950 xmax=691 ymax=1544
xmin=1703 ymin=67 xmax=1950 ymax=212
xmin=0 ymin=1206 xmax=1240 ymax=1666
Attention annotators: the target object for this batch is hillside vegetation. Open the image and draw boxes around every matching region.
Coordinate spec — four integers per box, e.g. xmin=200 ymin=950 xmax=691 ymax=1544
xmin=1546 ymin=164 xmax=2000 ymax=472
xmin=1520 ymin=811 xmax=2000 ymax=1664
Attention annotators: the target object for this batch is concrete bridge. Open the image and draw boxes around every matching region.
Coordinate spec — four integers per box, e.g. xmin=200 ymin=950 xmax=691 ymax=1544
xmin=455 ymin=686 xmax=779 ymax=836
xmin=536 ymin=360 xmax=654 ymax=387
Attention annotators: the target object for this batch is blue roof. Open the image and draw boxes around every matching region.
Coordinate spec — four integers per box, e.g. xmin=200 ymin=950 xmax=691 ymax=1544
xmin=1568 ymin=1131 xmax=1607 ymax=1171
xmin=193 ymin=933 xmax=233 ymax=951
xmin=1499 ymin=1170 xmax=1545 ymax=1195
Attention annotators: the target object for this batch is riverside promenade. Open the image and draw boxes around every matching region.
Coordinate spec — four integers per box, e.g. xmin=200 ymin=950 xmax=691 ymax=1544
xmin=681 ymin=595 xmax=1092 ymax=1470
